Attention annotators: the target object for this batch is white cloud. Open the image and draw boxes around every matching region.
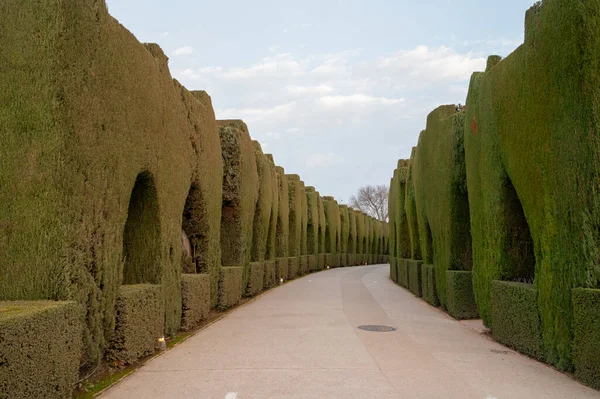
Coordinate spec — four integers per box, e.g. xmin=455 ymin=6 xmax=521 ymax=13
xmin=318 ymin=94 xmax=405 ymax=108
xmin=216 ymin=102 xmax=296 ymax=124
xmin=282 ymin=28 xmax=289 ymax=33
xmin=173 ymin=46 xmax=194 ymax=56
xmin=306 ymin=153 xmax=344 ymax=168
xmin=286 ymin=128 xmax=300 ymax=133
xmin=161 ymin=32 xmax=169 ymax=37
xmin=222 ymin=54 xmax=304 ymax=79
xmin=377 ymin=45 xmax=486 ymax=83
xmin=287 ymin=85 xmax=334 ymax=95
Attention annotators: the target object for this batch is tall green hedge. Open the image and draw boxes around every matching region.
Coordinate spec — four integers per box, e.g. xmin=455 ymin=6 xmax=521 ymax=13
xmin=286 ymin=174 xmax=302 ymax=258
xmin=0 ymin=1 xmax=224 ymax=365
xmin=322 ymin=197 xmax=341 ymax=260
xmin=218 ymin=120 xmax=259 ymax=290
xmin=405 ymin=149 xmax=422 ymax=261
xmin=464 ymin=0 xmax=600 ymax=369
xmin=412 ymin=106 xmax=472 ymax=308
xmin=251 ymin=141 xmax=276 ymax=262
xmin=275 ymin=167 xmax=289 ymax=258
xmin=264 ymin=154 xmax=280 ymax=261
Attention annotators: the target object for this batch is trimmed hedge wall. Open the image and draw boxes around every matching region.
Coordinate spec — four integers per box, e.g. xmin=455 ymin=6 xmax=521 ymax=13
xmin=263 ymin=260 xmax=277 ymax=288
xmin=491 ymin=281 xmax=543 ymax=360
xmin=181 ymin=274 xmax=211 ymax=331
xmin=412 ymin=106 xmax=472 ymax=309
xmin=0 ymin=301 xmax=83 ymax=399
xmin=108 ymin=285 xmax=164 ymax=364
xmin=462 ymin=1 xmax=600 ymax=369
xmin=398 ymin=259 xmax=409 ymax=288
xmin=408 ymin=260 xmax=423 ymax=297
xmin=390 ymin=258 xmax=398 ymax=282
xmin=318 ymin=254 xmax=326 ymax=271
xmin=218 ymin=120 xmax=259 ymax=290
xmin=288 ymin=257 xmax=299 ymax=279
xmin=245 ymin=262 xmax=265 ymax=297
xmin=251 ymin=142 xmax=276 ymax=263
xmin=276 ymin=258 xmax=289 ymax=281
xmin=573 ymin=288 xmax=600 ymax=390
xmin=446 ymin=271 xmax=478 ymax=320
xmin=421 ymin=265 xmax=440 ymax=306
xmin=218 ymin=267 xmax=243 ymax=310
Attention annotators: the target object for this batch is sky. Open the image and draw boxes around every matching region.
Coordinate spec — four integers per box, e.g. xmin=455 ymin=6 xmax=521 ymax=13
xmin=105 ymin=0 xmax=539 ymax=203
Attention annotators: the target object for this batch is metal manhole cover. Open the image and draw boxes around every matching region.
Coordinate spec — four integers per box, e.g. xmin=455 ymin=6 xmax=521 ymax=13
xmin=357 ymin=325 xmax=396 ymax=332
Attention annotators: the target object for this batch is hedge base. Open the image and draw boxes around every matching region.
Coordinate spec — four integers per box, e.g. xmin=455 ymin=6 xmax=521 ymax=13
xmin=276 ymin=258 xmax=289 ymax=281
xmin=340 ymin=253 xmax=348 ymax=267
xmin=288 ymin=257 xmax=299 ymax=278
xmin=407 ymin=260 xmax=423 ymax=297
xmin=318 ymin=254 xmax=326 ymax=270
xmin=491 ymin=281 xmax=543 ymax=360
xmin=218 ymin=267 xmax=243 ymax=310
xmin=263 ymin=260 xmax=277 ymax=288
xmin=0 ymin=301 xmax=83 ymax=399
xmin=446 ymin=271 xmax=478 ymax=320
xmin=109 ymin=285 xmax=164 ymax=364
xmin=421 ymin=265 xmax=439 ymax=306
xmin=325 ymin=253 xmax=334 ymax=268
xmin=398 ymin=259 xmax=409 ymax=288
xmin=390 ymin=258 xmax=398 ymax=282
xmin=181 ymin=274 xmax=211 ymax=331
xmin=299 ymin=256 xmax=309 ymax=275
xmin=245 ymin=262 xmax=265 ymax=297
xmin=307 ymin=255 xmax=317 ymax=272
xmin=573 ymin=288 xmax=600 ymax=390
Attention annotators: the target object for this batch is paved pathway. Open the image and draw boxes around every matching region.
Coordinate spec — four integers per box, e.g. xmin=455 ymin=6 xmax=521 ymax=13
xmin=102 ymin=265 xmax=600 ymax=399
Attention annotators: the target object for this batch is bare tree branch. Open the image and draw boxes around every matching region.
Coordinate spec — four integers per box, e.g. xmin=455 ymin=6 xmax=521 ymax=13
xmin=349 ymin=184 xmax=389 ymax=221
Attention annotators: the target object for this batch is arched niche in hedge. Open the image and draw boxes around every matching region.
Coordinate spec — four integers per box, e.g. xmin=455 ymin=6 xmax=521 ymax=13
xmin=122 ymin=171 xmax=162 ymax=285
xmin=181 ymin=182 xmax=210 ymax=274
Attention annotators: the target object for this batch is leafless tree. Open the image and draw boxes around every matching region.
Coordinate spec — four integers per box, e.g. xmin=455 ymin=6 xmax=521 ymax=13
xmin=349 ymin=185 xmax=389 ymax=221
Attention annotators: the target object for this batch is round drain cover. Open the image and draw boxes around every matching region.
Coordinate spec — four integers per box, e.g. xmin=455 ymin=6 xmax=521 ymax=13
xmin=357 ymin=325 xmax=396 ymax=332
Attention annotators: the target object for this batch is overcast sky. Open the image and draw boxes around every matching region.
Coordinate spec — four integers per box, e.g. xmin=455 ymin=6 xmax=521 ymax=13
xmin=105 ymin=0 xmax=538 ymax=202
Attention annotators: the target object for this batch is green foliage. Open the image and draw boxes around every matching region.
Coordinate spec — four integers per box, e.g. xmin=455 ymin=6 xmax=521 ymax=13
xmin=397 ymin=259 xmax=409 ymax=288
xmin=464 ymin=0 xmax=600 ymax=369
xmin=412 ymin=106 xmax=472 ymax=308
xmin=0 ymin=301 xmax=83 ymax=399
xmin=217 ymin=267 xmax=243 ymax=310
xmin=107 ymin=285 xmax=164 ymax=364
xmin=421 ymin=265 xmax=440 ymax=306
xmin=286 ymin=175 xmax=302 ymax=258
xmin=491 ymin=281 xmax=543 ymax=360
xmin=180 ymin=274 xmax=210 ymax=331
xmin=245 ymin=262 xmax=264 ymax=297
xmin=305 ymin=187 xmax=319 ymax=260
xmin=323 ymin=197 xmax=341 ymax=255
xmin=405 ymin=152 xmax=422 ymax=261
xmin=263 ymin=261 xmax=277 ymax=288
xmin=275 ymin=168 xmax=289 ymax=258
xmin=446 ymin=271 xmax=478 ymax=320
xmin=407 ymin=260 xmax=423 ymax=297
xmin=218 ymin=121 xmax=259 ymax=290
xmin=572 ymin=288 xmax=600 ymax=389
xmin=275 ymin=258 xmax=289 ymax=281
xmin=0 ymin=1 xmax=224 ymax=364
xmin=250 ymin=142 xmax=276 ymax=262
xmin=390 ymin=258 xmax=398 ymax=282
xmin=123 ymin=172 xmax=162 ymax=285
